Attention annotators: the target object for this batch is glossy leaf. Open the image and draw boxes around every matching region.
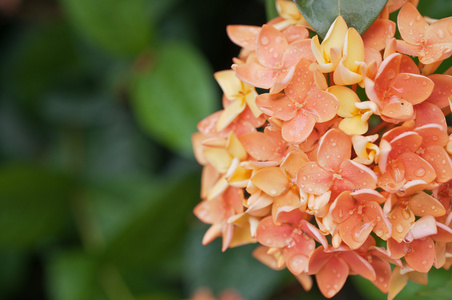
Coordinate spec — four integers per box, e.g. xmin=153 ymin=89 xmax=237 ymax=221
xmin=131 ymin=42 xmax=216 ymax=155
xmin=294 ymin=0 xmax=388 ymax=39
xmin=60 ymin=0 xmax=152 ymax=56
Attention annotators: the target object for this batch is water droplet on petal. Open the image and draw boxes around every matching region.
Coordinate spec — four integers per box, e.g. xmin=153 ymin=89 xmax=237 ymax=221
xmin=396 ymin=224 xmax=404 ymax=233
xmin=415 ymin=168 xmax=426 ymax=177
xmin=261 ymin=36 xmax=269 ymax=45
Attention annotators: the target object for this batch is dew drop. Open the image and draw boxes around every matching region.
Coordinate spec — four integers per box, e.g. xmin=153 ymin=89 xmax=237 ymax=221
xmin=260 ymin=36 xmax=269 ymax=45
xmin=396 ymin=224 xmax=404 ymax=233
xmin=421 ymin=260 xmax=427 ymax=265
xmin=270 ymin=189 xmax=277 ymax=195
xmin=415 ymin=168 xmax=426 ymax=177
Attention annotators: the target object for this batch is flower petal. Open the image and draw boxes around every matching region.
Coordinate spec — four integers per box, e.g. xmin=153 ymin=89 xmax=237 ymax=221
xmin=256 ymin=25 xmax=287 ymax=68
xmin=256 ymin=216 xmax=293 ymax=248
xmin=256 ymin=93 xmax=296 ymax=120
xmin=425 ymin=74 xmax=452 ymax=109
xmin=404 ymin=238 xmax=435 ymax=273
xmin=226 ymin=25 xmax=260 ymax=50
xmin=251 ymin=167 xmax=290 ymax=196
xmin=285 ymin=59 xmax=314 ymax=103
xmin=389 ymin=73 xmax=434 ymax=104
xmin=297 ymin=162 xmax=333 ymax=195
xmin=317 ymin=129 xmax=351 ymax=171
xmin=330 ymin=191 xmax=355 ymax=223
xmin=340 ymin=160 xmax=377 ymax=190
xmin=408 ymin=191 xmax=446 ymax=217
xmin=363 ymin=19 xmax=396 ymax=51
xmin=398 ymin=2 xmax=428 ymax=45
xmin=399 ymin=152 xmax=436 ymax=183
xmin=304 ymin=90 xmax=339 ymax=123
xmin=281 ymin=112 xmax=316 ymax=144
xmin=316 ymin=256 xmax=349 ymax=298
xmin=421 ymin=146 xmax=452 ymax=183
xmin=233 ymin=54 xmax=277 ymax=89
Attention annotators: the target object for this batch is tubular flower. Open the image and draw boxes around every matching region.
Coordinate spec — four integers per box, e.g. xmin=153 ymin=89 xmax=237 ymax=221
xmin=192 ymin=3 xmax=452 ymax=299
xmin=397 ymin=3 xmax=452 ymax=65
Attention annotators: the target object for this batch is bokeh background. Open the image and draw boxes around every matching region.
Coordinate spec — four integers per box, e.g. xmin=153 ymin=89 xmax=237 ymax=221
xmin=0 ymin=0 xmax=452 ymax=299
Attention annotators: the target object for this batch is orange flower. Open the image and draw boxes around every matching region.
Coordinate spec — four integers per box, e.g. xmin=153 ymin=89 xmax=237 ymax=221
xmin=255 ymin=209 xmax=327 ymax=275
xmin=330 ymin=189 xmax=391 ymax=249
xmin=297 ymin=129 xmax=377 ymax=199
xmin=233 ymin=24 xmax=313 ymax=93
xmin=256 ymin=59 xmax=339 ymax=143
xmin=397 ymin=2 xmax=452 ymax=64
xmin=365 ymin=53 xmax=434 ymax=123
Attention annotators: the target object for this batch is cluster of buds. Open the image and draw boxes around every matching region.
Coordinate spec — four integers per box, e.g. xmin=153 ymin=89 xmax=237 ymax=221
xmin=192 ymin=0 xmax=452 ymax=298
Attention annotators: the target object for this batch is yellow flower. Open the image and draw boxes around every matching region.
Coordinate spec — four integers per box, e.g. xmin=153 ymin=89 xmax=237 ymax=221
xmin=214 ymin=70 xmax=261 ymax=131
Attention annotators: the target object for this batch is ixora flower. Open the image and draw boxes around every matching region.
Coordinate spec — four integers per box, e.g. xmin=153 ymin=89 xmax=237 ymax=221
xmin=192 ymin=1 xmax=452 ymax=299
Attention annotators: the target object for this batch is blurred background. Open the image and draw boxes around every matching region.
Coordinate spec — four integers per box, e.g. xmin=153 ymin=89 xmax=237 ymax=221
xmin=0 ymin=0 xmax=452 ymax=299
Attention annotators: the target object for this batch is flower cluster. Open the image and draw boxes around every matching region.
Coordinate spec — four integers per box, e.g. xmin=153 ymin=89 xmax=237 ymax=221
xmin=192 ymin=0 xmax=452 ymax=298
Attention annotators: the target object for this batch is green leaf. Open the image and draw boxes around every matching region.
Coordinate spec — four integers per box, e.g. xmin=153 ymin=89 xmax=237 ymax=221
xmin=184 ymin=226 xmax=286 ymax=300
xmin=265 ymin=0 xmax=279 ymax=21
xmin=80 ymin=165 xmax=201 ymax=269
xmin=47 ymin=251 xmax=105 ymax=300
xmin=4 ymin=20 xmax=84 ymax=104
xmin=130 ymin=42 xmax=216 ymax=156
xmin=0 ymin=164 xmax=75 ymax=249
xmin=294 ymin=0 xmax=388 ymax=39
xmin=59 ymin=0 xmax=152 ymax=56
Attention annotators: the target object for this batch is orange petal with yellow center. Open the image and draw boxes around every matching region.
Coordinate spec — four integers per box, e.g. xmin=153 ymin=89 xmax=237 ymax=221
xmin=256 ymin=25 xmax=287 ymax=68
xmin=317 ymin=129 xmax=351 ymax=171
xmin=297 ymin=162 xmax=333 ymax=195
xmin=251 ymin=167 xmax=290 ymax=196
xmin=322 ymin=16 xmax=348 ymax=59
xmin=316 ymin=256 xmax=349 ymax=298
xmin=398 ymin=2 xmax=428 ymax=45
